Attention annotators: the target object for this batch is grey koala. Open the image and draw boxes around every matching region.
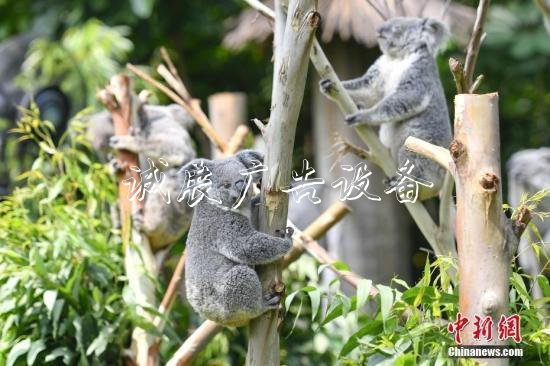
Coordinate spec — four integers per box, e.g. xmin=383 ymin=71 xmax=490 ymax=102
xmin=507 ymin=148 xmax=550 ymax=299
xmin=321 ymin=17 xmax=452 ymax=200
xmin=87 ymin=104 xmax=196 ymax=250
xmin=184 ymin=150 xmax=293 ymax=327
xmin=86 ymin=103 xmax=195 ymax=167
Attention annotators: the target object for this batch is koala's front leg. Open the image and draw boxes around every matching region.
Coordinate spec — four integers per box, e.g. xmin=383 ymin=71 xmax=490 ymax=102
xmin=345 ymin=91 xmax=431 ymax=127
xmin=220 ymin=227 xmax=293 ymax=266
xmin=109 ymin=135 xmax=143 ymax=154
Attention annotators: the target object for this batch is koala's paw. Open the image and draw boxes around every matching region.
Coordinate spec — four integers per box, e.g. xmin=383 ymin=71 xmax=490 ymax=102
xmin=345 ymin=112 xmax=366 ymax=126
xmin=132 ymin=211 xmax=144 ymax=231
xmin=263 ymin=293 xmax=282 ymax=308
xmin=384 ymin=175 xmax=400 ymax=191
xmin=275 ymin=227 xmax=294 ymax=239
xmin=319 ymin=79 xmax=335 ymax=95
xmin=263 ymin=282 xmax=285 ymax=309
xmin=108 ymin=158 xmax=128 ymax=176
xmin=109 ymin=135 xmax=137 ymax=151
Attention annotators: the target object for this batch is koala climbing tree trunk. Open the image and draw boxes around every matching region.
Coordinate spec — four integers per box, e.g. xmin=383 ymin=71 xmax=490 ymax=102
xmin=246 ymin=1 xmax=319 ymax=365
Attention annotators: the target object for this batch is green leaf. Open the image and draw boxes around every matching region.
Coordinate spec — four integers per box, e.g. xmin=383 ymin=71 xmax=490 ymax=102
xmin=6 ymin=338 xmax=31 ymax=366
xmin=378 ymin=285 xmax=394 ymax=324
xmin=332 ymin=260 xmax=350 ymax=271
xmin=339 ymin=320 xmax=383 ymax=357
xmin=356 ymin=279 xmax=373 ymax=310
xmin=308 ymin=289 xmax=321 ymax=321
xmin=27 ymin=339 xmax=46 ymax=364
xmin=44 ymin=347 xmax=73 ymax=364
xmin=43 ymin=289 xmax=58 ymax=316
xmin=285 ymin=290 xmax=299 ymax=311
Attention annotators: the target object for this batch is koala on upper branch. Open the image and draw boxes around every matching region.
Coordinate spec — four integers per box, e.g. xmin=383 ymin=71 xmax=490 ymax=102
xmin=184 ymin=150 xmax=293 ymax=327
xmin=86 ymin=103 xmax=197 ymax=250
xmin=321 ymin=17 xmax=452 ymax=201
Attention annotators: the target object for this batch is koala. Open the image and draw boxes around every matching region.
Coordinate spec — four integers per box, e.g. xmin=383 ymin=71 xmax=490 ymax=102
xmin=507 ymin=148 xmax=550 ymax=299
xmin=321 ymin=17 xmax=452 ymax=200
xmin=87 ymin=103 xmax=195 ymax=167
xmin=87 ymin=104 xmax=197 ymax=250
xmin=184 ymin=150 xmax=293 ymax=327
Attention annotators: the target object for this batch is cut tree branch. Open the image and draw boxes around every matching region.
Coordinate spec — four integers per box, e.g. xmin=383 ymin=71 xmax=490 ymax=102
xmin=404 ymin=136 xmax=455 ymax=175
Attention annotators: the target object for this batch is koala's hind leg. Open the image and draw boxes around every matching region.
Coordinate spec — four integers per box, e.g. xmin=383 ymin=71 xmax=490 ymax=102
xmin=219 ymin=265 xmax=279 ymax=327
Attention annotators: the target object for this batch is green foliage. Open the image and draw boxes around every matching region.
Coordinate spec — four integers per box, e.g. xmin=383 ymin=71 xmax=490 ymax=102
xmin=284 ymin=253 xmax=549 ymax=365
xmin=16 ymin=19 xmax=133 ymax=109
xmin=0 ymin=106 xmax=130 ymax=365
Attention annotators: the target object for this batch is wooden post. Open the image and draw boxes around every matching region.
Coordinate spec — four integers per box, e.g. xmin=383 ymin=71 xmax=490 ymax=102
xmin=246 ymin=1 xmax=319 ymax=364
xmin=452 ymin=93 xmax=509 ymax=358
xmin=208 ymin=92 xmax=247 ymax=158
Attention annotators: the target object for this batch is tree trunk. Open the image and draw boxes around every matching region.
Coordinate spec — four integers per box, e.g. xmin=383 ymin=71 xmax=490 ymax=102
xmin=246 ymin=1 xmax=319 ymax=365
xmin=452 ymin=93 xmax=509 ymax=364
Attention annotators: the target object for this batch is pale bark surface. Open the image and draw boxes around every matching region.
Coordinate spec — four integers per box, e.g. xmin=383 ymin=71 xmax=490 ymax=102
xmin=452 ymin=94 xmax=509 ymax=356
xmin=246 ymin=1 xmax=319 ymax=364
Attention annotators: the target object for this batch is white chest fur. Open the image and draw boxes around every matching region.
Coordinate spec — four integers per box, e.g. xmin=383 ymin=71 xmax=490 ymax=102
xmin=377 ymin=54 xmax=417 ymax=96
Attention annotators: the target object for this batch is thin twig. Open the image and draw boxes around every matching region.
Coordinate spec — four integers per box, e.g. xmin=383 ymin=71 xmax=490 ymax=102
xmin=127 ymin=63 xmax=228 ymax=152
xmin=159 ymin=47 xmax=191 ymax=100
xmin=463 ymin=0 xmax=490 ymax=90
xmin=329 ymin=132 xmax=371 ymax=171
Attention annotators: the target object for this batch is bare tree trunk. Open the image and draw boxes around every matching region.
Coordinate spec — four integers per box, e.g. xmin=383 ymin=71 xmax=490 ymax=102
xmin=246 ymin=1 xmax=319 ymax=365
xmin=452 ymin=94 xmax=509 ymax=360
xmin=208 ymin=92 xmax=247 ymax=158
xmin=406 ymin=93 xmax=509 ymax=364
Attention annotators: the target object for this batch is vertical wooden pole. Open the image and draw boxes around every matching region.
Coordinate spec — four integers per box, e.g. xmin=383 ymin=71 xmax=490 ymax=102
xmin=452 ymin=93 xmax=509 ymax=364
xmin=208 ymin=92 xmax=247 ymax=158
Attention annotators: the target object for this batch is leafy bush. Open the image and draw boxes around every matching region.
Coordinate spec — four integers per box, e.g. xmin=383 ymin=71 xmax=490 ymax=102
xmin=0 ymin=106 xmax=130 ymax=365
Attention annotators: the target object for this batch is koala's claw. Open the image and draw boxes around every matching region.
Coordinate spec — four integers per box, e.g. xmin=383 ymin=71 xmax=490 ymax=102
xmin=275 ymin=227 xmax=293 ymax=239
xmin=264 ymin=293 xmax=282 ymax=307
xmin=109 ymin=158 xmax=127 ymax=175
xmin=384 ymin=175 xmax=400 ymax=190
xmin=345 ymin=112 xmax=365 ymax=126
xmin=320 ymin=79 xmax=335 ymax=94
xmin=285 ymin=227 xmax=294 ymax=239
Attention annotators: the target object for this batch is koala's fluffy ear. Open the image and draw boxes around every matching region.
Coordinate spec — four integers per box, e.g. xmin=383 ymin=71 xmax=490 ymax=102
xmin=235 ymin=150 xmax=264 ymax=168
xmin=422 ymin=18 xmax=450 ymax=55
xmin=178 ymin=158 xmax=212 ymax=176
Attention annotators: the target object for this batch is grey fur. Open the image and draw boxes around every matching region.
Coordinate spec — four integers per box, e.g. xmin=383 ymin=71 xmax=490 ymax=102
xmin=321 ymin=17 xmax=452 ymax=200
xmin=87 ymin=104 xmax=196 ymax=250
xmin=507 ymin=148 xmax=550 ymax=299
xmin=184 ymin=150 xmax=293 ymax=327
